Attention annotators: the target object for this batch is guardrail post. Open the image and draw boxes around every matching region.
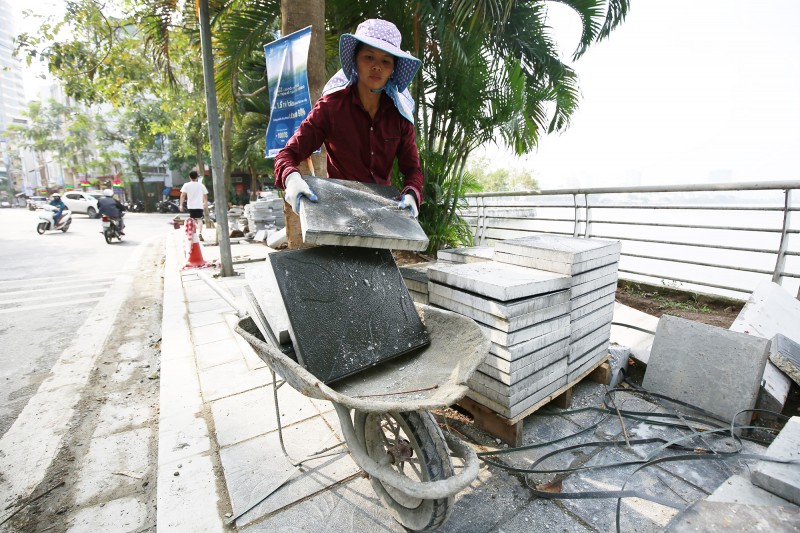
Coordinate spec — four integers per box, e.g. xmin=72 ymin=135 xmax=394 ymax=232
xmin=772 ymin=188 xmax=793 ymax=285
xmin=584 ymin=193 xmax=592 ymax=238
xmin=572 ymin=194 xmax=579 ymax=237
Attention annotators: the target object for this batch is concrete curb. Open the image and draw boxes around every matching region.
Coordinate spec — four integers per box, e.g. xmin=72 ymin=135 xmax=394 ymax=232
xmin=156 ymin=231 xmax=226 ymax=532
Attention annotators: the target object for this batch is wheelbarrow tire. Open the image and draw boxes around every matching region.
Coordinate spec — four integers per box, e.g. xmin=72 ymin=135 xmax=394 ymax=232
xmin=354 ymin=410 xmax=454 ymax=532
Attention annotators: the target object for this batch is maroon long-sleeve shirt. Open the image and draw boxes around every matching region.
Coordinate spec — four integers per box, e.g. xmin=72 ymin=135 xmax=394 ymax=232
xmin=273 ymin=85 xmax=423 ymax=204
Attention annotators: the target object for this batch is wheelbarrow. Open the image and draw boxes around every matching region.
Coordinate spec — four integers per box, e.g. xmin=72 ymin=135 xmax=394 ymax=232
xmin=234 ymin=303 xmax=490 ymax=531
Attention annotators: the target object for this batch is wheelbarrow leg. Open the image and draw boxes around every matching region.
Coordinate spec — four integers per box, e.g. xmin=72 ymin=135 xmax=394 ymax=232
xmin=269 ymin=369 xmax=346 ymax=467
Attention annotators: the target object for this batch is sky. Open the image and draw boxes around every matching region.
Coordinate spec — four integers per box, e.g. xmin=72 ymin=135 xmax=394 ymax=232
xmin=12 ymin=1 xmax=800 ymax=190
xmin=478 ymin=0 xmax=800 ymax=189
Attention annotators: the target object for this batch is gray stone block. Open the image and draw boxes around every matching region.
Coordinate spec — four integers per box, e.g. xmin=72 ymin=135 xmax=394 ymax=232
xmin=770 ymin=334 xmax=800 ymax=386
xmin=430 ymin=292 xmax=569 ymax=332
xmin=752 ymin=416 xmax=800 ymax=505
xmin=494 ymin=249 xmax=621 ymax=276
xmin=297 ymin=175 xmax=429 ymax=251
xmin=569 ymin=303 xmax=615 ymax=342
xmin=245 ymin=262 xmax=291 ymax=345
xmin=403 ymin=278 xmax=427 ymax=293
xmin=664 ymin=500 xmax=800 ymax=532
xmin=643 ymin=315 xmax=770 ymax=425
xmin=570 ymin=272 xmax=619 ymax=299
xmin=570 ymin=282 xmax=617 ymax=309
xmin=482 ymin=340 xmax=570 ymax=383
xmin=489 ymin=325 xmax=571 ymax=361
xmin=436 ymin=246 xmax=494 ymax=263
xmin=569 ymin=322 xmax=612 ymax=362
xmin=495 ymin=234 xmax=621 ymax=265
xmin=466 ymin=374 xmax=568 ymax=419
xmin=479 ymin=314 xmax=570 ymax=347
xmin=469 ymin=358 xmax=568 ymax=405
xmin=709 ymin=474 xmax=796 ymax=506
xmin=570 ymin=292 xmax=616 ymax=321
xmin=407 ymin=289 xmax=429 ymax=305
xmin=428 ymin=261 xmax=569 ymax=301
xmin=398 ymin=260 xmax=442 ymax=284
xmin=568 ymin=343 xmax=608 ymax=381
xmin=571 ymin=263 xmax=619 ymax=286
xmin=428 ymin=282 xmax=569 ymax=319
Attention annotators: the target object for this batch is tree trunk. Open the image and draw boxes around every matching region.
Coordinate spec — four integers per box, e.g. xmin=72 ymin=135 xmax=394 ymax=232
xmin=128 ymin=151 xmax=148 ymax=212
xmin=281 ymin=0 xmax=325 ymax=249
xmin=222 ymin=107 xmax=233 ymax=208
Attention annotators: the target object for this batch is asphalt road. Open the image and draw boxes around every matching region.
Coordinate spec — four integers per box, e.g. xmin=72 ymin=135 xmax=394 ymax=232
xmin=0 ymin=207 xmax=174 ymax=437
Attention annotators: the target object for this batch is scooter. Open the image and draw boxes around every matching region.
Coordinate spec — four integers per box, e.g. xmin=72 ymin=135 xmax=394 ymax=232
xmin=101 ymin=215 xmax=123 ymax=244
xmin=127 ymin=200 xmax=145 ymax=212
xmin=156 ymin=199 xmax=180 ymax=213
xmin=37 ymin=205 xmax=72 ymax=234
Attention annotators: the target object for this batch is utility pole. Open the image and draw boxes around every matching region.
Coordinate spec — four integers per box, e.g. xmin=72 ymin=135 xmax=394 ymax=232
xmin=197 ymin=0 xmax=234 ymax=276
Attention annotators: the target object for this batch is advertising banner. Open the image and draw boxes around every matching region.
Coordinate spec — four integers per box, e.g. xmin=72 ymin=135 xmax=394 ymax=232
xmin=264 ymin=26 xmax=313 ymax=158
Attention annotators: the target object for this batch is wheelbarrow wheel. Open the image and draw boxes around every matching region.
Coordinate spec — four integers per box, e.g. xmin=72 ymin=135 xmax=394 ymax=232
xmin=354 ymin=411 xmax=454 ymax=532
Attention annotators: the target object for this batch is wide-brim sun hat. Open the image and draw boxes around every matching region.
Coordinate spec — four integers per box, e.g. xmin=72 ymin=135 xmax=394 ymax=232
xmin=339 ymin=19 xmax=421 ymax=93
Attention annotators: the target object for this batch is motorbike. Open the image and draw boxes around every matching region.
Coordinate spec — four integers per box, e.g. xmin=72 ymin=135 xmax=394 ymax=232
xmin=156 ymin=199 xmax=180 ymax=213
xmin=101 ymin=215 xmax=124 ymax=244
xmin=37 ymin=205 xmax=72 ymax=234
xmin=127 ymin=200 xmax=145 ymax=212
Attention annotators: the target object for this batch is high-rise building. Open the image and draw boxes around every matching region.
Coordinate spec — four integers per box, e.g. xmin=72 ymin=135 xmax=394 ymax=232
xmin=0 ymin=0 xmax=26 ymax=135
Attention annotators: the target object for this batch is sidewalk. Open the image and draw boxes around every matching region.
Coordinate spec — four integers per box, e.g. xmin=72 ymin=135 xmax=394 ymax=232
xmin=156 ymin=228 xmax=769 ymax=532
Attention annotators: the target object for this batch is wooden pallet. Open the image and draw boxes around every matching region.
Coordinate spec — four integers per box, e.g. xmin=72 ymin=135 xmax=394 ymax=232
xmin=457 ymin=356 xmax=610 ymax=447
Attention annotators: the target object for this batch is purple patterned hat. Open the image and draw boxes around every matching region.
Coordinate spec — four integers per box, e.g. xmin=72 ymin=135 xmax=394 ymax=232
xmin=339 ymin=19 xmax=421 ymax=93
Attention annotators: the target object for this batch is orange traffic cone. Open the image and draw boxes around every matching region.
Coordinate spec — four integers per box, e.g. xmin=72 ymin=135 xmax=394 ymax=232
xmin=182 ymin=218 xmax=212 ymax=270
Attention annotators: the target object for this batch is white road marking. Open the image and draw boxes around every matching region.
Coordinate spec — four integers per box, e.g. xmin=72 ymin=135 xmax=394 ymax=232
xmin=0 ymin=237 xmax=161 ymax=516
xmin=0 ymin=297 xmax=104 ymax=314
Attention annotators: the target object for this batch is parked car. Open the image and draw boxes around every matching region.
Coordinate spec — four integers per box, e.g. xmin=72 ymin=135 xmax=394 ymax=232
xmin=61 ymin=191 xmax=100 ymax=218
xmin=26 ymin=197 xmax=48 ymax=210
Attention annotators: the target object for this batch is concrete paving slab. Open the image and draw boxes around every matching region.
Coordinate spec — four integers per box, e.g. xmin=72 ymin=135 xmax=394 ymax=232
xmin=469 ymin=358 xmax=568 ymax=405
xmin=244 ymin=261 xmax=291 ymax=345
xmin=771 ymin=334 xmax=800 ymax=386
xmin=569 ymin=303 xmax=615 ymax=342
xmin=642 ymin=315 xmax=770 ymax=425
xmin=571 ymin=262 xmax=619 ymax=286
xmin=428 ymin=261 xmax=569 ymax=301
xmin=94 ymin=391 xmax=155 ymax=437
xmin=191 ymin=318 xmax=235 ymax=346
xmin=403 ymin=277 xmax=427 ymax=293
xmin=224 ymin=313 xmax=268 ymax=371
xmin=431 ymin=292 xmax=569 ymax=332
xmin=297 ymin=175 xmax=429 ymax=251
xmin=398 ymin=260 xmax=442 ymax=284
xmin=239 ymin=476 xmax=402 ymax=532
xmin=570 ymin=281 xmax=617 ymax=310
xmin=479 ymin=314 xmax=570 ymax=347
xmin=188 ymin=308 xmax=227 ymax=328
xmin=494 ymin=249 xmax=621 ymax=276
xmin=74 ymin=428 xmax=152 ymax=505
xmin=437 ymin=246 xmax=495 ymax=263
xmin=66 ymin=496 xmax=148 ymax=533
xmin=466 ymin=375 xmax=568 ymax=419
xmin=571 ymin=293 xmax=617 ymax=324
xmin=709 ymin=474 xmax=797 ymax=506
xmin=610 ymin=302 xmax=659 ymax=364
xmin=219 ymin=416 xmax=360 ymax=528
xmin=496 ymin=234 xmax=621 ymax=264
xmin=567 ymin=344 xmax=609 ymax=381
xmin=187 ymin=297 xmax=235 ymax=315
xmin=194 ymin=337 xmax=243 ymax=370
xmin=752 ymin=416 xmax=800 ymax=505
xmin=157 ymin=454 xmax=226 ymax=532
xmin=210 ymin=384 xmax=321 ymax=448
xmin=429 ymin=282 xmax=569 ymax=319
xmin=408 ymin=289 xmax=429 ymax=304
xmin=269 ymin=246 xmax=429 ymax=384
xmin=489 ymin=325 xmax=571 ymax=362
xmin=197 ymin=358 xmax=270 ymax=402
xmin=570 ymin=271 xmax=619 ymax=298
xmin=569 ymin=322 xmax=612 ymax=361
xmin=664 ymin=500 xmax=800 ymax=532
xmin=481 ymin=341 xmax=569 ymax=384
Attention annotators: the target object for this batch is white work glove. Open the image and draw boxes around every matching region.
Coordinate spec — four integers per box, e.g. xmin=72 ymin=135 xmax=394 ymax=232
xmin=284 ymin=172 xmax=318 ymax=213
xmin=398 ymin=193 xmax=419 ymax=218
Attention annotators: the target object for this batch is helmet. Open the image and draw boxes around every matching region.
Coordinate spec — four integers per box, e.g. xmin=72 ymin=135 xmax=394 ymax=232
xmin=103 ymin=189 xmax=113 ymax=197
xmin=52 ymin=193 xmax=61 ymax=199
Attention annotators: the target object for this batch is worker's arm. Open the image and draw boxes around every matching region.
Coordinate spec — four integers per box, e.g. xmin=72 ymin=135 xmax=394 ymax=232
xmin=179 ymin=192 xmax=186 ymax=211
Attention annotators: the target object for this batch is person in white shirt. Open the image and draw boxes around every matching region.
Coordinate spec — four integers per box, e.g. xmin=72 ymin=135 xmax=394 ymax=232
xmin=180 ymin=170 xmax=209 ymax=240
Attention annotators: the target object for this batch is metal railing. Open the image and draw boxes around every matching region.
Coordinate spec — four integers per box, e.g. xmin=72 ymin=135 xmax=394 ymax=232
xmin=464 ymin=181 xmax=800 ymax=300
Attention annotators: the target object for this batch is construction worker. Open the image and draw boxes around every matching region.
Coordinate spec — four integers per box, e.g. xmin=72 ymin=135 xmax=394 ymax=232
xmin=274 ymin=19 xmax=423 ymax=218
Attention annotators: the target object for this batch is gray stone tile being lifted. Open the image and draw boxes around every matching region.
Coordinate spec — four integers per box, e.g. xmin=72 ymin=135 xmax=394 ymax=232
xmin=268 ymin=246 xmax=429 ymax=384
xmin=297 ymin=175 xmax=429 ymax=251
xmin=428 ymin=262 xmax=569 ymax=301
xmin=643 ymin=315 xmax=770 ymax=425
xmin=436 ymin=246 xmax=495 ymax=263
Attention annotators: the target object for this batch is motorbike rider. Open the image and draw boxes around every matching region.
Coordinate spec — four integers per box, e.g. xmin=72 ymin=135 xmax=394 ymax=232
xmin=97 ymin=189 xmax=126 ymax=235
xmin=49 ymin=194 xmax=67 ymax=226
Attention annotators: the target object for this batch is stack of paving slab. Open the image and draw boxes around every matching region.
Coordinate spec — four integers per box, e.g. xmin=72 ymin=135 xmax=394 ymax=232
xmin=397 ymin=246 xmax=495 ymax=304
xmin=426 ymin=258 xmax=572 ymax=419
xmin=494 ymin=235 xmax=620 ymax=382
xmin=245 ymin=192 xmax=285 ymax=231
